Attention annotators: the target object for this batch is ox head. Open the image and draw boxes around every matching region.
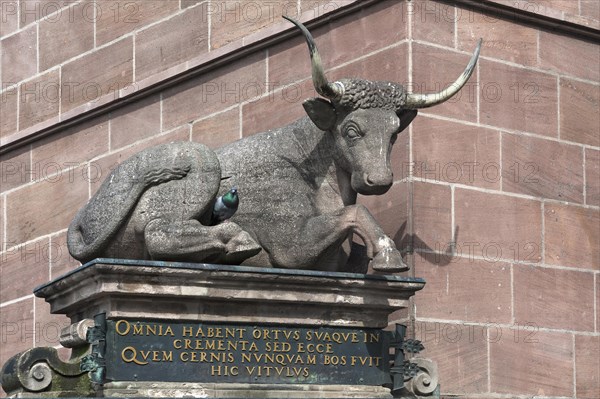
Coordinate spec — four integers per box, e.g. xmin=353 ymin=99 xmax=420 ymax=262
xmin=285 ymin=17 xmax=481 ymax=195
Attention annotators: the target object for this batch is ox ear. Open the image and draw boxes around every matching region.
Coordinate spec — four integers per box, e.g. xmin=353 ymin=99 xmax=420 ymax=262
xmin=303 ymin=98 xmax=336 ymax=131
xmin=397 ymin=109 xmax=418 ymax=133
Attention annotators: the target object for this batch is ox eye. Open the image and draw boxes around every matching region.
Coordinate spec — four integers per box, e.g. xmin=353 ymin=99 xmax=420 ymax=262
xmin=345 ymin=125 xmax=362 ymax=141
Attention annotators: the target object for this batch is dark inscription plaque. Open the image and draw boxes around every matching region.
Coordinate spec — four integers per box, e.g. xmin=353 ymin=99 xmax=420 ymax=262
xmin=104 ymin=320 xmax=391 ymax=385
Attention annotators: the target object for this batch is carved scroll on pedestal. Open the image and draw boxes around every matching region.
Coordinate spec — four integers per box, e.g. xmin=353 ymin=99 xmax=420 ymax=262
xmin=0 ymin=320 xmax=95 ymax=397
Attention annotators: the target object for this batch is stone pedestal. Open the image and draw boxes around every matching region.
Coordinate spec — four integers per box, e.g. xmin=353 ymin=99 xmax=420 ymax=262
xmin=2 ymin=259 xmax=439 ymax=398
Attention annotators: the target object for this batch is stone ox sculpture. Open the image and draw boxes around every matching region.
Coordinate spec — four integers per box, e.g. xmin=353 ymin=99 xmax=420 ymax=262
xmin=68 ymin=17 xmax=481 ymax=273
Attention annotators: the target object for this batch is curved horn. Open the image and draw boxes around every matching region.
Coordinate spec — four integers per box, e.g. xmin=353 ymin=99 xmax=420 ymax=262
xmin=283 ymin=16 xmax=344 ymax=100
xmin=405 ymin=39 xmax=482 ymax=109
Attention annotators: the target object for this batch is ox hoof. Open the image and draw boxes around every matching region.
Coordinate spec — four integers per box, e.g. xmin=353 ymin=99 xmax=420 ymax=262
xmin=371 ymin=248 xmax=409 ymax=273
xmin=223 ymin=231 xmax=262 ymax=263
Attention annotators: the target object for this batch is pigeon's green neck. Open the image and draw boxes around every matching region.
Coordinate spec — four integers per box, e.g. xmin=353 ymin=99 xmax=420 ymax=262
xmin=222 ymin=191 xmax=237 ymax=206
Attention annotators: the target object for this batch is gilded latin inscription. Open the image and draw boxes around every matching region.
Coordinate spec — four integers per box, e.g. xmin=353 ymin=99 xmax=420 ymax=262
xmin=110 ymin=320 xmax=387 ymax=382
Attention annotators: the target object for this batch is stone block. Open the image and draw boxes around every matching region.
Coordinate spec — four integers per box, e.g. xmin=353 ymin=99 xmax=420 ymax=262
xmin=412 ymin=0 xmax=455 ymax=48
xmin=413 ymin=43 xmax=478 ymax=123
xmin=544 ymin=203 xmax=600 ymax=270
xmin=413 ymin=116 xmax=501 ymax=189
xmin=0 ymin=298 xmax=34 ymax=367
xmin=192 ymin=108 xmax=240 ymax=149
xmin=0 ymin=0 xmax=18 ymax=37
xmin=0 ymin=83 xmax=18 ymax=138
xmin=539 ymin=30 xmax=600 ymax=81
xmin=575 ymin=335 xmax=600 ymax=398
xmin=110 ymin=95 xmax=161 ymax=151
xmin=480 ymin=59 xmax=558 ymax=137
xmin=416 ymin=321 xmax=488 ymax=393
xmin=0 ymin=237 xmax=49 ymax=302
xmin=0 ymin=146 xmax=31 ymax=193
xmin=61 ymin=37 xmax=133 ymax=113
xmin=31 ymin=117 xmax=109 ymax=167
xmin=135 ymin=3 xmax=208 ymax=81
xmin=162 ymin=52 xmax=265 ymax=130
xmin=241 ymin=78 xmax=311 ymax=137
xmin=560 ymin=77 xmax=600 ymax=147
xmin=5 ymin=165 xmax=88 ymax=245
xmin=454 ymin=189 xmax=542 ymax=263
xmin=415 ymin=256 xmax=512 ymax=323
xmin=269 ymin=1 xmax=406 ymax=88
xmin=96 ymin=0 xmax=179 ymax=46
xmin=39 ymin=1 xmax=94 ymax=70
xmin=489 ymin=329 xmax=573 ymax=396
xmin=1 ymin=24 xmax=36 ymax=85
xmin=457 ymin=8 xmax=538 ymax=66
xmin=18 ymin=69 xmax=60 ymax=131
xmin=210 ymin=0 xmax=298 ymax=50
xmin=413 ymin=182 xmax=452 ymax=253
xmin=501 ymin=133 xmax=584 ymax=202
xmin=34 ymin=260 xmax=424 ymax=328
xmin=514 ymin=265 xmax=595 ymax=331
xmin=586 ymin=148 xmax=600 ymax=206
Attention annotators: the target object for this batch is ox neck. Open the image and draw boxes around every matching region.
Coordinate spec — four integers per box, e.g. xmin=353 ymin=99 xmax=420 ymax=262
xmin=291 ymin=118 xmax=357 ymax=207
xmin=333 ymin=165 xmax=357 ymax=206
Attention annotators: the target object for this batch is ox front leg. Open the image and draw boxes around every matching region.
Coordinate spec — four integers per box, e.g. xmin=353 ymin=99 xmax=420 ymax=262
xmin=144 ymin=219 xmax=262 ymax=264
xmin=341 ymin=205 xmax=408 ymax=272
xmin=271 ymin=205 xmax=407 ymax=272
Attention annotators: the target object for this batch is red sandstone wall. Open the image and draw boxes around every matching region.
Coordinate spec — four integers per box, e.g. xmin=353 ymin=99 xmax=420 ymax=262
xmin=1 ymin=0 xmax=598 ymax=397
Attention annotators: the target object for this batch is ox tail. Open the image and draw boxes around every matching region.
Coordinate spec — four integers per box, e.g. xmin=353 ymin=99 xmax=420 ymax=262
xmin=67 ymin=163 xmax=192 ymax=263
xmin=67 ymin=144 xmax=197 ymax=263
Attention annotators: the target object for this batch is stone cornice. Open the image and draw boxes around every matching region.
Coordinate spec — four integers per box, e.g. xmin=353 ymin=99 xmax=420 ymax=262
xmin=34 ymin=259 xmax=426 ymax=327
xmin=447 ymin=0 xmax=600 ymax=40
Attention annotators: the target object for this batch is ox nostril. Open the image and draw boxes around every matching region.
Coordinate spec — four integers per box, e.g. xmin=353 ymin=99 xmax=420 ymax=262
xmin=365 ymin=174 xmax=375 ymax=186
xmin=363 ymin=173 xmax=393 ymax=189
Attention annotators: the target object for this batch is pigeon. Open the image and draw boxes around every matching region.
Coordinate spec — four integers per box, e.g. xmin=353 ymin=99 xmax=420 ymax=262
xmin=211 ymin=187 xmax=239 ymax=225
